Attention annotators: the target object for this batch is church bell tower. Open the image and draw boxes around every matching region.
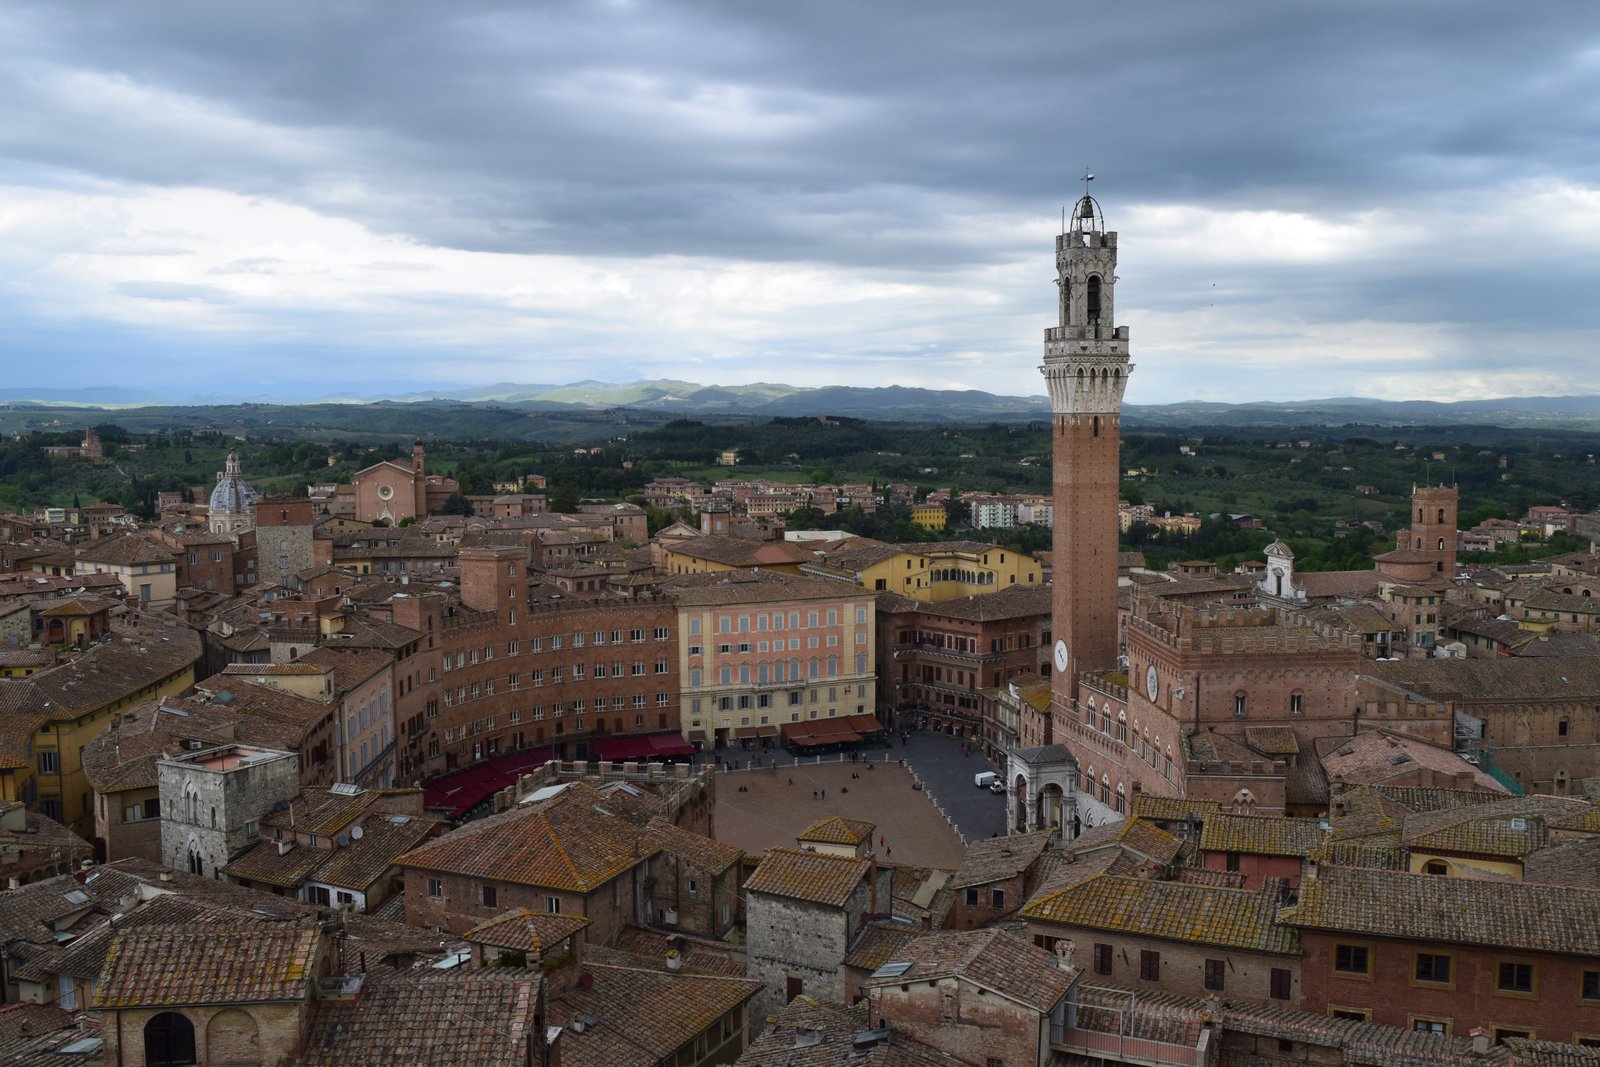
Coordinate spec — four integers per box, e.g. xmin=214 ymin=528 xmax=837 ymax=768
xmin=1041 ymin=187 xmax=1132 ymax=708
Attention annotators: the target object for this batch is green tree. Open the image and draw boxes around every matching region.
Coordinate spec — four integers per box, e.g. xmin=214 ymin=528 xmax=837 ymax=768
xmin=549 ymin=486 xmax=580 ymax=513
xmin=441 ymin=492 xmax=474 ymax=516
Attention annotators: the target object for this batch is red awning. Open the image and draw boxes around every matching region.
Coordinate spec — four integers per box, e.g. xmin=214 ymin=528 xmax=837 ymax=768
xmin=781 ymin=724 xmax=864 ymax=747
xmin=423 ymin=746 xmax=556 ymax=818
xmin=841 ymin=714 xmax=886 ymax=734
xmin=592 ymin=733 xmax=696 ymax=761
xmin=592 ymin=736 xmax=656 ymax=761
xmin=647 ymin=733 xmax=695 ymax=757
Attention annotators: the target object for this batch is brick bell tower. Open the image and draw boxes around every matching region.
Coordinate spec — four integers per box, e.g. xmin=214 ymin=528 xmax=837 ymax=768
xmin=1041 ymin=184 xmax=1132 ymax=709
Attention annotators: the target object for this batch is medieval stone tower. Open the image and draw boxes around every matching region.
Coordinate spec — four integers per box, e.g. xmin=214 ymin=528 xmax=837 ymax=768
xmin=1410 ymin=484 xmax=1459 ymax=575
xmin=1041 ymin=190 xmax=1132 ymax=708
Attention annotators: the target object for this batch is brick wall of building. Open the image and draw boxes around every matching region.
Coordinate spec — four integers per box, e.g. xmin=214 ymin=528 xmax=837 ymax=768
xmin=1025 ymin=923 xmax=1302 ymax=1009
xmin=1298 ymin=930 xmax=1600 ymax=1043
xmin=402 ymin=865 xmax=641 ymax=941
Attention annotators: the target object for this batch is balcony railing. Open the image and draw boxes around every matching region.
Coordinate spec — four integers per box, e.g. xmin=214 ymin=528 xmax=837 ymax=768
xmin=1050 ymin=1025 xmax=1201 ymax=1067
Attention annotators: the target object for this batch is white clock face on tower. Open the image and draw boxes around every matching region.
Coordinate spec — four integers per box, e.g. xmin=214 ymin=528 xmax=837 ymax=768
xmin=1146 ymin=664 xmax=1159 ymax=703
xmin=1053 ymin=640 xmax=1069 ymax=674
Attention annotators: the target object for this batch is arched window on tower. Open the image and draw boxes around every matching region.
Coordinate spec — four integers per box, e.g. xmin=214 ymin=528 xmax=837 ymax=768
xmin=1086 ymin=275 xmax=1102 ymax=326
xmin=1438 ymin=537 xmax=1446 ymax=551
xmin=1437 ymin=508 xmax=1446 ymax=523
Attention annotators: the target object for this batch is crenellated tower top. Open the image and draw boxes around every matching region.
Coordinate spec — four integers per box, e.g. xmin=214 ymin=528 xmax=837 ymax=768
xmin=1040 ymin=192 xmax=1133 ymax=415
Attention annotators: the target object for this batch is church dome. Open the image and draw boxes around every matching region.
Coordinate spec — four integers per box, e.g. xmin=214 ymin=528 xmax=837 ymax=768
xmin=209 ymin=451 xmax=258 ymax=514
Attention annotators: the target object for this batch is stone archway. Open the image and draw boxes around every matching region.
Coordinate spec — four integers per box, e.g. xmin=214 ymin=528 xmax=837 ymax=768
xmin=144 ymin=1012 xmax=196 ymax=1066
xmin=205 ymin=1008 xmax=261 ymax=1065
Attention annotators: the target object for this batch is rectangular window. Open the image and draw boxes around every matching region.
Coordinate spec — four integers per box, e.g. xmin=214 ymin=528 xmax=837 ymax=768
xmin=482 ymin=885 xmax=497 ymax=908
xmin=1414 ymin=953 xmax=1451 ymax=985
xmin=964 ymin=888 xmax=979 ymax=906
xmin=1413 ymin=1019 xmax=1448 ymax=1035
xmin=1334 ymin=944 xmax=1370 ymax=976
xmin=37 ymin=751 xmax=59 ymax=773
xmin=427 ymin=878 xmax=443 ymax=898
xmin=1497 ymin=961 xmax=1534 ymax=994
xmin=1204 ymin=959 xmax=1225 ymax=992
xmin=1093 ymin=944 xmax=1113 ymax=976
xmin=1139 ymin=950 xmax=1160 ymax=981
xmin=1270 ymin=968 xmax=1292 ymax=1001
xmin=546 ymin=897 xmax=561 ymax=914
xmin=1583 ymin=970 xmax=1600 ymax=1002
xmin=990 ymin=888 xmax=1004 ymax=907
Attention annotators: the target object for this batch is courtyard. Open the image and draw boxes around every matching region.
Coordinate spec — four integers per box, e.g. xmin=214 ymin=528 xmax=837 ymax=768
xmin=709 ymin=731 xmax=1007 ymax=869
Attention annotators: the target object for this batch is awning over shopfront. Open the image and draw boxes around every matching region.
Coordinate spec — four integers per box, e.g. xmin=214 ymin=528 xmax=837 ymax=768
xmin=591 ymin=735 xmax=655 ymax=761
xmin=423 ymin=746 xmax=556 ymax=818
xmin=780 ymin=722 xmax=864 ymax=748
xmin=647 ymin=732 xmax=696 ymax=757
xmin=591 ymin=732 xmax=697 ymax=760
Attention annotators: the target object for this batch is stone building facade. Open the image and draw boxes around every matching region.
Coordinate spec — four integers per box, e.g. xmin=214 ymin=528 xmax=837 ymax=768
xmin=743 ymin=847 xmax=890 ymax=1019
xmin=254 ymin=497 xmax=320 ymax=590
xmin=157 ymin=745 xmax=299 ymax=879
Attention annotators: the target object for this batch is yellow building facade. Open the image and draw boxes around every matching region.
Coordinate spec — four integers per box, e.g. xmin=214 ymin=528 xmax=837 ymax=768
xmin=0 ymin=625 xmax=200 ymax=836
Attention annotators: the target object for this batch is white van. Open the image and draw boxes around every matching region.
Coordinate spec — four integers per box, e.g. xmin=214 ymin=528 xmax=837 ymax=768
xmin=973 ymin=771 xmax=997 ymax=789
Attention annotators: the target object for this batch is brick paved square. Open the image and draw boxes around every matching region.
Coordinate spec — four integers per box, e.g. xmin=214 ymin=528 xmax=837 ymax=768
xmin=712 ymin=755 xmax=966 ymax=869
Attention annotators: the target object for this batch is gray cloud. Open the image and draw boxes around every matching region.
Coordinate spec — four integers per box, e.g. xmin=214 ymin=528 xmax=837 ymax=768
xmin=2 ymin=1 xmax=1598 ymax=400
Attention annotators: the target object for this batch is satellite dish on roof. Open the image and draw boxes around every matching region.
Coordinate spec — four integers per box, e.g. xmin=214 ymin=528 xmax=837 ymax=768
xmin=350 ymin=826 xmax=364 ymax=840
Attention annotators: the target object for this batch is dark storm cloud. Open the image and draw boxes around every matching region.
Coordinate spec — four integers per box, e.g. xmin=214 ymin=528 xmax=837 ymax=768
xmin=11 ymin=2 xmax=1593 ymax=259
xmin=2 ymin=1 xmax=1598 ymax=398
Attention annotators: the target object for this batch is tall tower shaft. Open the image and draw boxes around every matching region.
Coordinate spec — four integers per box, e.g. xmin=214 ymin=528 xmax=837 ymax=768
xmin=1041 ymin=194 xmax=1132 ymax=707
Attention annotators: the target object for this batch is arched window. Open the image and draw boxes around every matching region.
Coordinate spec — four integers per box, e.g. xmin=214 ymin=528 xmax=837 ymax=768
xmin=1233 ymin=692 xmax=1247 ymax=717
xmin=1289 ymin=691 xmax=1304 ymax=715
xmin=1423 ymin=860 xmax=1448 ymax=876
xmin=1117 ymin=710 xmax=1127 ymax=743
xmin=187 ymin=846 xmax=203 ymax=876
xmin=1437 ymin=537 xmax=1445 ymax=551
xmin=144 ymin=1012 xmax=196 ymax=1066
xmin=1086 ymin=275 xmax=1102 ymax=325
xmin=1437 ymin=508 xmax=1445 ymax=523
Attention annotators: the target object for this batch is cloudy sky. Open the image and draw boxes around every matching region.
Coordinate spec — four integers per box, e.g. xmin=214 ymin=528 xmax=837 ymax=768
xmin=3 ymin=2 xmax=1598 ymax=404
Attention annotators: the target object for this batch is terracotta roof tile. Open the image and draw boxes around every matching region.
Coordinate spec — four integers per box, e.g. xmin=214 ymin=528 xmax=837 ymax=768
xmin=1199 ymin=813 xmax=1327 ymax=857
xmin=464 ymin=907 xmax=590 ymax=955
xmin=950 ymin=830 xmax=1053 ymax=889
xmin=1284 ymin=865 xmax=1600 ymax=955
xmin=744 ymin=847 xmax=871 ymax=907
xmin=93 ymin=926 xmax=321 ymax=1008
xmin=297 ymin=972 xmax=538 ymax=1067
xmin=642 ymin=817 xmax=743 ymax=874
xmin=796 ymin=815 xmax=876 ymax=847
xmin=864 ymin=928 xmax=1073 ymax=1013
xmin=399 ymin=782 xmax=653 ymax=892
xmin=1023 ymin=874 xmax=1298 ymax=956
xmin=550 ymin=962 xmax=761 ymax=1067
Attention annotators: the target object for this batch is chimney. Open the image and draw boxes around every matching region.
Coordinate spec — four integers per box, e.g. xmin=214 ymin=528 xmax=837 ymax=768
xmin=1470 ymin=1028 xmax=1489 ymax=1055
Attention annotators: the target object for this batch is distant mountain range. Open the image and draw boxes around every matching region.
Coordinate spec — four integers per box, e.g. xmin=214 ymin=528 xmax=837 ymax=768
xmin=6 ymin=380 xmax=1600 ymax=430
